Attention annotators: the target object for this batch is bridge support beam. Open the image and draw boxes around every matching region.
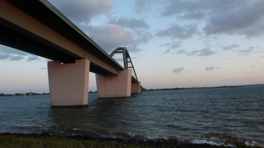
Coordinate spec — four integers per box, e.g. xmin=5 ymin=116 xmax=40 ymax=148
xmin=131 ymin=82 xmax=141 ymax=94
xmin=96 ymin=69 xmax=132 ymax=98
xmin=48 ymin=59 xmax=90 ymax=107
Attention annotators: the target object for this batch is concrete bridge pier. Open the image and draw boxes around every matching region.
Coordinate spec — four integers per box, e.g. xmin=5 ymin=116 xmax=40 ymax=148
xmin=131 ymin=82 xmax=141 ymax=94
xmin=48 ymin=59 xmax=90 ymax=107
xmin=96 ymin=69 xmax=132 ymax=98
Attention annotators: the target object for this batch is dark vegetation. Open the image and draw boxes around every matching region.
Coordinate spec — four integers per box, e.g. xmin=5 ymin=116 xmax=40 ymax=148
xmin=141 ymin=85 xmax=242 ymax=92
xmin=0 ymin=92 xmax=49 ymax=97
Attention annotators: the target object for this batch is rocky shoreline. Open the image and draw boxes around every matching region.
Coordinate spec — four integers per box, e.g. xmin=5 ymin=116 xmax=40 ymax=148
xmin=0 ymin=132 xmax=221 ymax=148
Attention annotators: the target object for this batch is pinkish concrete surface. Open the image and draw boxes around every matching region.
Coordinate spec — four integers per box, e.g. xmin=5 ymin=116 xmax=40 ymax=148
xmin=48 ymin=59 xmax=90 ymax=107
xmin=96 ymin=69 xmax=132 ymax=98
xmin=131 ymin=81 xmax=141 ymax=94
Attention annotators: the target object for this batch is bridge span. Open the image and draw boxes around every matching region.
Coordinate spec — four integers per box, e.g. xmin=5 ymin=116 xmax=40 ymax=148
xmin=0 ymin=0 xmax=141 ymax=107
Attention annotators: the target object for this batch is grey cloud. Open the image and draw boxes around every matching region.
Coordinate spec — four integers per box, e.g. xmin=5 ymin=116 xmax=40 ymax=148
xmin=0 ymin=54 xmax=10 ymax=60
xmin=250 ymin=65 xmax=255 ymax=68
xmin=49 ymin=0 xmax=113 ymax=23
xmin=9 ymin=55 xmax=24 ymax=61
xmin=162 ymin=0 xmax=244 ymax=18
xmin=186 ymin=48 xmax=215 ymax=56
xmin=156 ymin=23 xmax=199 ymax=39
xmin=161 ymin=0 xmax=264 ymax=38
xmin=223 ymin=44 xmax=239 ymax=50
xmin=216 ymin=66 xmax=220 ymax=70
xmin=164 ymin=49 xmax=171 ymax=54
xmin=27 ymin=56 xmax=40 ymax=62
xmin=134 ymin=0 xmax=152 ymax=14
xmin=178 ymin=11 xmax=205 ymax=20
xmin=187 ymin=50 xmax=200 ymax=56
xmin=204 ymin=0 xmax=264 ymax=37
xmin=0 ymin=45 xmax=28 ymax=56
xmin=109 ymin=18 xmax=149 ymax=29
xmin=238 ymin=48 xmax=254 ymax=55
xmin=160 ymin=41 xmax=181 ymax=52
xmin=84 ymin=24 xmax=152 ymax=53
xmin=176 ymin=49 xmax=188 ymax=54
xmin=172 ymin=67 xmax=184 ymax=73
xmin=205 ymin=66 xmax=214 ymax=71
xmin=41 ymin=67 xmax=47 ymax=70
xmin=197 ymin=48 xmax=215 ymax=56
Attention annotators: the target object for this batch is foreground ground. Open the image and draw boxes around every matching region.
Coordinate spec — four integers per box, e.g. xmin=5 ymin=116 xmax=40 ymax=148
xmin=0 ymin=133 xmax=220 ymax=148
xmin=0 ymin=133 xmax=263 ymax=148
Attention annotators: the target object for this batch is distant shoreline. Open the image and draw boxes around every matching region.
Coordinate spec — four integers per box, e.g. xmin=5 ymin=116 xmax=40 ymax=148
xmin=0 ymin=92 xmax=50 ymax=97
xmin=141 ymin=84 xmax=264 ymax=92
xmin=1 ymin=84 xmax=263 ymax=96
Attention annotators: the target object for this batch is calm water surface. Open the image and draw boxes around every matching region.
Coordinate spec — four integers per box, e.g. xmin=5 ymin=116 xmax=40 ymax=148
xmin=0 ymin=85 xmax=264 ymax=144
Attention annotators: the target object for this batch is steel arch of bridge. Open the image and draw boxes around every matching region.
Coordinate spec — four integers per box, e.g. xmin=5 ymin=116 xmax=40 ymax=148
xmin=110 ymin=47 xmax=138 ymax=82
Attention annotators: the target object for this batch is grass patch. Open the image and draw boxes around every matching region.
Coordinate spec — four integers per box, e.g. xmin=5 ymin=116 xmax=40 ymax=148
xmin=0 ymin=135 xmax=150 ymax=148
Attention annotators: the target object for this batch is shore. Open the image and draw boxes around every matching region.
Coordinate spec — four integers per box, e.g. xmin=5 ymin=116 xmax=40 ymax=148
xmin=0 ymin=132 xmax=221 ymax=148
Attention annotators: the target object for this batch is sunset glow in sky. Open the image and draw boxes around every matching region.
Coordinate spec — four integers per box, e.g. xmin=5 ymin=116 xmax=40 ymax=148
xmin=1 ymin=0 xmax=264 ymax=93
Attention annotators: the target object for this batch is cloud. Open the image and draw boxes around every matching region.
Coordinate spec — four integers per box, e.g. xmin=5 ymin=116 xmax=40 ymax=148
xmin=250 ymin=65 xmax=255 ymax=68
xmin=109 ymin=18 xmax=149 ymax=29
xmin=161 ymin=0 xmax=264 ymax=38
xmin=161 ymin=0 xmax=245 ymax=19
xmin=134 ymin=0 xmax=152 ymax=14
xmin=0 ymin=54 xmax=10 ymax=60
xmin=0 ymin=45 xmax=28 ymax=56
xmin=0 ymin=45 xmax=42 ymax=62
xmin=9 ymin=55 xmax=24 ymax=61
xmin=160 ymin=42 xmax=181 ymax=53
xmin=197 ymin=48 xmax=215 ymax=56
xmin=164 ymin=49 xmax=171 ymax=54
xmin=49 ymin=0 xmax=113 ymax=23
xmin=156 ymin=23 xmax=199 ymax=39
xmin=205 ymin=66 xmax=214 ymax=71
xmin=203 ymin=0 xmax=264 ymax=37
xmin=237 ymin=48 xmax=254 ymax=55
xmin=187 ymin=50 xmax=200 ymax=56
xmin=216 ymin=66 xmax=220 ymax=70
xmin=186 ymin=48 xmax=215 ymax=56
xmin=176 ymin=49 xmax=188 ymax=54
xmin=27 ymin=56 xmax=40 ymax=62
xmin=41 ymin=67 xmax=47 ymax=70
xmin=172 ymin=67 xmax=184 ymax=73
xmin=84 ymin=24 xmax=152 ymax=53
xmin=178 ymin=11 xmax=205 ymax=20
xmin=223 ymin=44 xmax=240 ymax=50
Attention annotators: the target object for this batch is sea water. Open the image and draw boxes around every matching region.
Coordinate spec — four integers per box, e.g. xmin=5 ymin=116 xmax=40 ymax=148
xmin=0 ymin=85 xmax=263 ymax=144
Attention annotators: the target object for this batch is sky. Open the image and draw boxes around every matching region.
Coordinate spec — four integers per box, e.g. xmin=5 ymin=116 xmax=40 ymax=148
xmin=1 ymin=0 xmax=264 ymax=94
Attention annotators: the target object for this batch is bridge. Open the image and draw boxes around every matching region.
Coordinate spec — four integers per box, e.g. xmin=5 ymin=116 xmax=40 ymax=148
xmin=0 ymin=0 xmax=141 ymax=107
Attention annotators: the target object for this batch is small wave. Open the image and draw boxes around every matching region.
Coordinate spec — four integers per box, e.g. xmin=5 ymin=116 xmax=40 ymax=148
xmin=191 ymin=140 xmax=235 ymax=147
xmin=166 ymin=124 xmax=179 ymax=128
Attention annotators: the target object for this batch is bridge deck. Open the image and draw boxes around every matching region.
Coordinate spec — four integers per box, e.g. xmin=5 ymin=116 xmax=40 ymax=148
xmin=1 ymin=0 xmax=138 ymax=82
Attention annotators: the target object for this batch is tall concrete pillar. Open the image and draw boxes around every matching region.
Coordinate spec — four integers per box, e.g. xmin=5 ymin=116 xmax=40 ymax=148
xmin=96 ymin=69 xmax=132 ymax=98
xmin=131 ymin=81 xmax=141 ymax=94
xmin=48 ymin=59 xmax=90 ymax=107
